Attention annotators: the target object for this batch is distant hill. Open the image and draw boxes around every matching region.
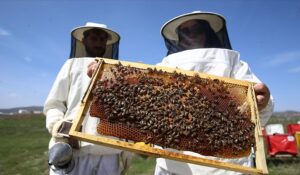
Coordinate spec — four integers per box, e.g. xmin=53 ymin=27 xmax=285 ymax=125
xmin=0 ymin=106 xmax=43 ymax=114
xmin=267 ymin=111 xmax=300 ymax=127
xmin=273 ymin=111 xmax=300 ymax=119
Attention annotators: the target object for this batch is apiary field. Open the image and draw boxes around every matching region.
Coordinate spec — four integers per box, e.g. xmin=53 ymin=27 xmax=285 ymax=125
xmin=0 ymin=114 xmax=300 ymax=175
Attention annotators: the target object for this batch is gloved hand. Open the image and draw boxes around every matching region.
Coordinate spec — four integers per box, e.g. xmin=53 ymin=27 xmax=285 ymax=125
xmin=52 ymin=120 xmax=80 ymax=149
xmin=51 ymin=120 xmax=69 ymax=144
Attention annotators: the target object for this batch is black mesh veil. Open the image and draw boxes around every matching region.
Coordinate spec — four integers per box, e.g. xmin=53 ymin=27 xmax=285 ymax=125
xmin=161 ymin=12 xmax=232 ymax=55
xmin=69 ymin=37 xmax=119 ymax=59
xmin=69 ymin=23 xmax=120 ymax=59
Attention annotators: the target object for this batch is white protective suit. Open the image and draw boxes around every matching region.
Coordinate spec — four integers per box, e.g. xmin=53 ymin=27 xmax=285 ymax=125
xmin=155 ymin=48 xmax=274 ymax=175
xmin=44 ymin=58 xmax=123 ymax=175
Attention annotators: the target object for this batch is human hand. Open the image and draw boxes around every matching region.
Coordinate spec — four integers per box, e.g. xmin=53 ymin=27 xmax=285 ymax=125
xmin=87 ymin=61 xmax=98 ymax=78
xmin=52 ymin=120 xmax=80 ymax=149
xmin=253 ymin=83 xmax=270 ymax=111
xmin=51 ymin=120 xmax=69 ymax=144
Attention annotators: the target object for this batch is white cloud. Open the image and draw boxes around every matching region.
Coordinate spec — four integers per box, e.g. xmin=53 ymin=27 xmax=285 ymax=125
xmin=289 ymin=66 xmax=300 ymax=73
xmin=8 ymin=92 xmax=18 ymax=98
xmin=40 ymin=72 xmax=49 ymax=78
xmin=0 ymin=27 xmax=11 ymax=36
xmin=266 ymin=51 xmax=300 ymax=73
xmin=24 ymin=56 xmax=32 ymax=63
xmin=268 ymin=51 xmax=300 ymax=65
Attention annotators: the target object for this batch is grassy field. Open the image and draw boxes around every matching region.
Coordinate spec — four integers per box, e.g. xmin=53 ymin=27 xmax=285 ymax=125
xmin=0 ymin=114 xmax=299 ymax=175
xmin=267 ymin=157 xmax=300 ymax=175
xmin=0 ymin=114 xmax=156 ymax=175
xmin=0 ymin=114 xmax=50 ymax=175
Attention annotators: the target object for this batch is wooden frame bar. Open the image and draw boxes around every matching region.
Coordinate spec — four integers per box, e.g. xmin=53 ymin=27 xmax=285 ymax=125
xmin=69 ymin=58 xmax=268 ymax=174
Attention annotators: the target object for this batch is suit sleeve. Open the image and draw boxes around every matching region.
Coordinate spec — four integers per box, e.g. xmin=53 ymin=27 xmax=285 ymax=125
xmin=44 ymin=60 xmax=71 ymax=134
xmin=232 ymin=61 xmax=274 ymax=126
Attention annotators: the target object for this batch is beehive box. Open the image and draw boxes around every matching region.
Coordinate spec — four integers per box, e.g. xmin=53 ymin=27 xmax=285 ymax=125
xmin=69 ymin=58 xmax=268 ymax=174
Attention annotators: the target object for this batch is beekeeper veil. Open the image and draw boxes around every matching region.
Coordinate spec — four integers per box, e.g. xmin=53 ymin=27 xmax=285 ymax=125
xmin=161 ymin=11 xmax=232 ymax=55
xmin=70 ymin=22 xmax=120 ymax=59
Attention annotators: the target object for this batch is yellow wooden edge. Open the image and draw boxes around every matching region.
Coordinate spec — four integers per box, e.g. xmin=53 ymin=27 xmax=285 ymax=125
xmin=95 ymin=57 xmax=253 ymax=87
xmin=82 ymin=59 xmax=104 ymax=104
xmin=70 ymin=59 xmax=104 ymax=132
xmin=69 ymin=129 xmax=263 ymax=175
xmin=295 ymin=132 xmax=300 ymax=149
xmin=248 ymin=85 xmax=268 ymax=174
xmin=69 ymin=57 xmax=267 ymax=175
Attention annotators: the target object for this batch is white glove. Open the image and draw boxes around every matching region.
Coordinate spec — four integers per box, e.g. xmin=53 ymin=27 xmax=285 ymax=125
xmin=51 ymin=120 xmax=69 ymax=144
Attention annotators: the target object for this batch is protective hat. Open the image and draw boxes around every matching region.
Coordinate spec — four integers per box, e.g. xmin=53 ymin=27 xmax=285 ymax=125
xmin=69 ymin=22 xmax=120 ymax=59
xmin=161 ymin=11 xmax=232 ymax=55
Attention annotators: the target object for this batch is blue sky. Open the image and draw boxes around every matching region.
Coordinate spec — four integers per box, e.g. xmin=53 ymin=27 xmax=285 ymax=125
xmin=0 ymin=0 xmax=299 ymax=111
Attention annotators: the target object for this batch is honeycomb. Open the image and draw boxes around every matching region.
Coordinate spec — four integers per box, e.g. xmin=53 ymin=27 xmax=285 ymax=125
xmin=90 ymin=62 xmax=255 ymax=158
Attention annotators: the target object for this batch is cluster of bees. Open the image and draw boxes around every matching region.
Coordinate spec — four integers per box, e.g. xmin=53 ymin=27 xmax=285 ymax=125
xmin=90 ymin=62 xmax=256 ymax=158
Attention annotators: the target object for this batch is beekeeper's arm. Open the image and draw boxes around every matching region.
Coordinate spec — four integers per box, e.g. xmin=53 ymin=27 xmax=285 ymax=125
xmin=44 ymin=60 xmax=72 ymax=139
xmin=232 ymin=60 xmax=274 ymax=126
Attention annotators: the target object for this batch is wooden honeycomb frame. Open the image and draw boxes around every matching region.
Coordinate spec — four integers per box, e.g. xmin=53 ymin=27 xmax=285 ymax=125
xmin=69 ymin=58 xmax=268 ymax=174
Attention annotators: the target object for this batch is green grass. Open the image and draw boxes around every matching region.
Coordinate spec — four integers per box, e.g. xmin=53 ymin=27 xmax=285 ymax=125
xmin=0 ymin=114 xmax=156 ymax=175
xmin=267 ymin=157 xmax=300 ymax=175
xmin=0 ymin=114 xmax=300 ymax=175
xmin=126 ymin=156 xmax=155 ymax=175
xmin=0 ymin=114 xmax=50 ymax=175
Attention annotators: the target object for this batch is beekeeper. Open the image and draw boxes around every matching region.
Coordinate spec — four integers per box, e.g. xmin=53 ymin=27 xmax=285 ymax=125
xmin=155 ymin=11 xmax=274 ymax=175
xmin=44 ymin=22 xmax=129 ymax=175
